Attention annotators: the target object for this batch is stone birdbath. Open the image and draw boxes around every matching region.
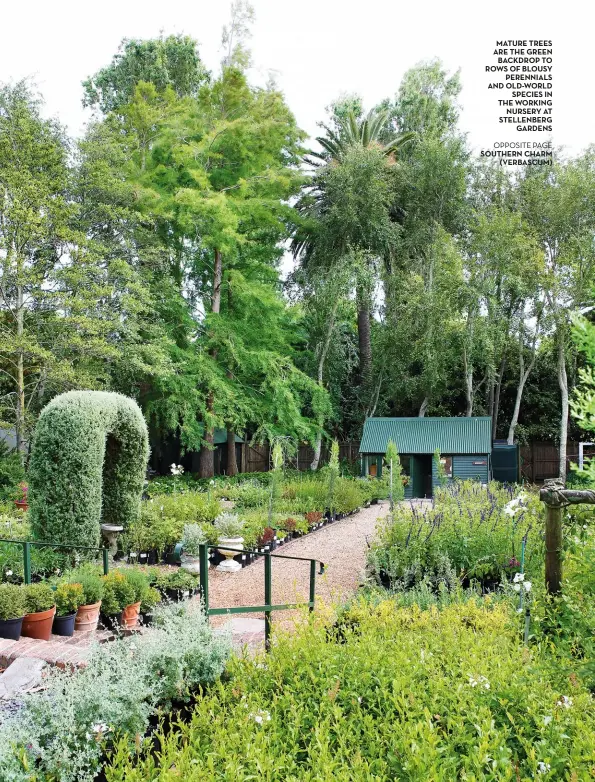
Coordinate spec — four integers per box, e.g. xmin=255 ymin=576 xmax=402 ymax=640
xmin=100 ymin=524 xmax=123 ymax=566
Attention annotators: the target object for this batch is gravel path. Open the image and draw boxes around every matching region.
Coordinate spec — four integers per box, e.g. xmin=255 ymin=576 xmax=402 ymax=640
xmin=208 ymin=501 xmax=388 ymax=621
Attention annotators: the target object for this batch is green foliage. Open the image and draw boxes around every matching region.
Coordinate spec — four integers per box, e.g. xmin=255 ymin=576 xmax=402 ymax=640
xmin=54 ymin=582 xmax=85 ymax=616
xmin=368 ymin=482 xmax=543 ymax=590
xmin=23 ymin=583 xmax=55 ymax=614
xmin=214 ymin=512 xmax=245 ymax=539
xmin=104 ymin=599 xmax=595 ymax=780
xmin=385 ymin=440 xmax=404 ymax=509
xmin=0 ymin=582 xmax=26 ymax=620
xmin=0 ymin=444 xmax=25 ymax=503
xmin=127 ymin=492 xmax=220 ymax=555
xmin=140 ymin=586 xmax=161 ymax=614
xmin=433 ymin=448 xmax=448 ymax=487
xmin=65 ymin=564 xmax=104 ymax=605
xmin=155 ymin=568 xmax=198 ymax=592
xmin=181 ymin=524 xmax=207 ymax=556
xmin=29 ymin=391 xmax=150 ymax=548
xmin=0 ymin=601 xmax=230 ymax=782
xmin=101 ymin=570 xmax=136 ymax=615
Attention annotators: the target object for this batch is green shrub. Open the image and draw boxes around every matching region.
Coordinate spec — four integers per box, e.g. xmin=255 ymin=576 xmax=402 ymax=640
xmin=125 ymin=493 xmax=220 ymax=555
xmin=368 ymin=482 xmax=543 ymax=590
xmin=140 ymin=586 xmax=161 ymax=614
xmin=0 ymin=601 xmax=230 ymax=782
xmin=0 ymin=582 xmax=26 ymax=620
xmin=105 ymin=599 xmax=595 ymax=780
xmin=55 ymin=582 xmax=85 ymax=616
xmin=0 ymin=442 xmax=25 ymax=503
xmin=29 ymin=391 xmax=149 ymax=548
xmin=65 ymin=564 xmax=104 ymax=605
xmin=214 ymin=512 xmax=244 ymax=538
xmin=23 ymin=583 xmax=55 ymax=614
xmin=181 ymin=523 xmax=207 ymax=556
xmin=101 ymin=570 xmax=136 ymax=615
xmin=156 ymin=568 xmax=198 ymax=592
xmin=122 ymin=568 xmax=150 ymax=604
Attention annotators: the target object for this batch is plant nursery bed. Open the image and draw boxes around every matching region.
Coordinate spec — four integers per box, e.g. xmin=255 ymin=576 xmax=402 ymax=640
xmin=0 ymin=628 xmax=113 ymax=669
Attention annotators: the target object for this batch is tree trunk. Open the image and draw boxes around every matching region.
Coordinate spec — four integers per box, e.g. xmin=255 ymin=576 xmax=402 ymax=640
xmin=492 ymin=357 xmax=506 ymax=440
xmin=15 ymin=284 xmax=25 ymax=462
xmin=557 ymin=336 xmax=569 ymax=482
xmin=357 ymin=304 xmax=372 ymax=386
xmin=419 ymin=397 xmax=429 ymax=417
xmin=226 ymin=428 xmax=238 ymax=476
xmin=310 ymin=298 xmax=339 ymax=471
xmin=462 ymin=347 xmax=473 ymax=417
xmin=198 ymin=249 xmax=223 ymax=479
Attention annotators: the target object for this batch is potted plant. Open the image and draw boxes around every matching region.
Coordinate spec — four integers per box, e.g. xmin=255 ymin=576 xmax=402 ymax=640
xmin=180 ymin=523 xmax=207 ymax=575
xmin=214 ymin=513 xmax=245 ymax=572
xmin=14 ymin=482 xmax=28 ymax=512
xmin=156 ymin=568 xmax=198 ymax=602
xmin=139 ymin=586 xmax=161 ymax=626
xmin=52 ymin=582 xmax=85 ymax=637
xmin=121 ymin=569 xmax=150 ymax=629
xmin=257 ymin=526 xmax=275 ymax=551
xmin=100 ymin=570 xmax=135 ymax=630
xmin=22 ymin=583 xmax=56 ymax=641
xmin=0 ymin=583 xmax=26 ymax=640
xmin=72 ymin=568 xmax=104 ymax=632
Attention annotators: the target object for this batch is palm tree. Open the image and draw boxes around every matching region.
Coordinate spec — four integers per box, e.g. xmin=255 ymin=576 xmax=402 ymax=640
xmin=309 ymin=108 xmax=415 ymax=165
xmin=292 ymin=109 xmax=414 ymax=408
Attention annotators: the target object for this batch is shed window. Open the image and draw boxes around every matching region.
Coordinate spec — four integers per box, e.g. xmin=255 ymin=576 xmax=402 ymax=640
xmin=440 ymin=456 xmax=453 ymax=478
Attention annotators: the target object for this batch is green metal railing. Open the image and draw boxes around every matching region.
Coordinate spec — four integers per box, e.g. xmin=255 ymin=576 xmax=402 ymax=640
xmin=0 ymin=539 xmax=109 ymax=584
xmin=198 ymin=543 xmax=324 ymax=650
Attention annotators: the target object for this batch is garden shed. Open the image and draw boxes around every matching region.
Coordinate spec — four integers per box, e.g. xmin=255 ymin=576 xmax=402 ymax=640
xmin=359 ymin=417 xmax=492 ymax=499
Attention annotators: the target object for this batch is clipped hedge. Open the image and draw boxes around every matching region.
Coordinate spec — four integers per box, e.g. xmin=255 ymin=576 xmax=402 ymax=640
xmin=105 ymin=599 xmax=595 ymax=780
xmin=29 ymin=391 xmax=149 ymax=548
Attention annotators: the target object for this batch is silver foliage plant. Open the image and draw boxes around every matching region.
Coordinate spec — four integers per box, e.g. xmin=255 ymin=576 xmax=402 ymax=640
xmin=0 ymin=601 xmax=231 ymax=782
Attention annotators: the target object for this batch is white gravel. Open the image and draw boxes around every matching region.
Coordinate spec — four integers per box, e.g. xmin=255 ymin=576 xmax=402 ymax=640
xmin=207 ymin=502 xmax=389 ymax=620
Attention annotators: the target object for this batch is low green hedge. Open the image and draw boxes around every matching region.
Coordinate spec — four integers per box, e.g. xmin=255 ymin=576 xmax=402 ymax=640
xmin=105 ymin=599 xmax=595 ymax=780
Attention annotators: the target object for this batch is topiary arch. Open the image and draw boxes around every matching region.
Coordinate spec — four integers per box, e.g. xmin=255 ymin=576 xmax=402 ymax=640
xmin=29 ymin=391 xmax=149 ymax=548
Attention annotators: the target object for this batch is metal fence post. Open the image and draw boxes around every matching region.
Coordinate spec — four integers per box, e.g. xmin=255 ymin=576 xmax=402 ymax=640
xmin=264 ymin=553 xmax=272 ymax=651
xmin=309 ymin=559 xmax=316 ymax=613
xmin=102 ymin=548 xmax=109 ymax=576
xmin=199 ymin=544 xmax=209 ymax=614
xmin=23 ymin=541 xmax=31 ymax=585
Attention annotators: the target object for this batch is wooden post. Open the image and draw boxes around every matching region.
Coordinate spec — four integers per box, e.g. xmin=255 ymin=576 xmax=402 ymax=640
xmin=544 ymin=502 xmax=563 ymax=595
xmin=539 ymin=480 xmax=595 ymax=596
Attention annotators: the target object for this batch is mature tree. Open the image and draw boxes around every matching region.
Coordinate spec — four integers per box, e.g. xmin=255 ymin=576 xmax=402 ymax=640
xmin=0 ymin=83 xmax=130 ymax=460
xmin=520 ymin=151 xmax=595 ymax=479
xmin=83 ymin=34 xmax=208 ymax=113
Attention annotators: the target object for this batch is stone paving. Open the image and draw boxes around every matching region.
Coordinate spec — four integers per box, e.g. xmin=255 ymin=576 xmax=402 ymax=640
xmin=0 ymin=629 xmax=112 ymax=669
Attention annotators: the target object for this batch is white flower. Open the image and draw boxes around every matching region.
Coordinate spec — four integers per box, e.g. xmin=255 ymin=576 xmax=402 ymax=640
xmin=543 ymin=715 xmax=552 ymax=725
xmin=249 ymin=710 xmax=271 ymax=724
xmin=537 ymin=761 xmax=551 ymax=774
xmin=557 ymin=695 xmax=573 ymax=709
xmin=170 ymin=463 xmax=184 ymax=476
xmin=513 ymin=583 xmax=521 ymax=592
xmin=210 ymin=479 xmax=215 ymax=486
xmin=91 ymin=722 xmax=109 ymax=734
xmin=468 ymin=675 xmax=490 ymax=690
xmin=523 ymin=581 xmax=532 ymax=593
xmin=5 ymin=570 xmax=12 ymax=577
xmin=357 ymin=696 xmax=362 ymax=703
xmin=513 ymin=572 xmax=525 ymax=583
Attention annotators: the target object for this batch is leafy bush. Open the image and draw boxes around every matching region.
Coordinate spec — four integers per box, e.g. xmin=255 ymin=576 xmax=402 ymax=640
xmin=23 ymin=583 xmax=55 ymax=614
xmin=65 ymin=564 xmax=104 ymax=605
xmin=181 ymin=523 xmax=207 ymax=556
xmin=125 ymin=492 xmax=220 ymax=556
xmin=101 ymin=570 xmax=136 ymax=615
xmin=0 ymin=582 xmax=26 ymax=620
xmin=140 ymin=586 xmax=161 ymax=614
xmin=55 ymin=582 xmax=85 ymax=616
xmin=368 ymin=482 xmax=543 ymax=591
xmin=122 ymin=567 xmax=150 ymax=604
xmin=29 ymin=391 xmax=149 ymax=548
xmin=155 ymin=568 xmax=198 ymax=592
xmin=105 ymin=599 xmax=595 ymax=780
xmin=0 ymin=442 xmax=25 ymax=503
xmin=214 ymin=512 xmax=244 ymax=538
xmin=0 ymin=601 xmax=230 ymax=782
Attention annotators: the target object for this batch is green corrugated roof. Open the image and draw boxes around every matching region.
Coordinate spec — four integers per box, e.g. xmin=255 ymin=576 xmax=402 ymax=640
xmin=359 ymin=417 xmax=492 ymax=455
xmin=197 ymin=426 xmax=244 ymax=445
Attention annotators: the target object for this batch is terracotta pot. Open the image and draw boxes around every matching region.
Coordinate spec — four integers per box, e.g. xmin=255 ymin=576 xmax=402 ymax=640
xmin=75 ymin=601 xmax=102 ymax=632
xmin=121 ymin=601 xmax=141 ymax=629
xmin=14 ymin=500 xmax=28 ymax=512
xmin=22 ymin=606 xmax=56 ymax=641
